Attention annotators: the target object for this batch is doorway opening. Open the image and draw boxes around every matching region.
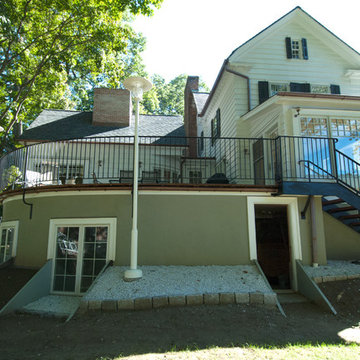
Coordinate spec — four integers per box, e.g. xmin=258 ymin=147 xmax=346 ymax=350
xmin=255 ymin=204 xmax=291 ymax=289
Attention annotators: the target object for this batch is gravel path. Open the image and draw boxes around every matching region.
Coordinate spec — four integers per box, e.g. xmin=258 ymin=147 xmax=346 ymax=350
xmin=84 ymin=265 xmax=271 ymax=301
xmin=304 ymin=260 xmax=360 ymax=278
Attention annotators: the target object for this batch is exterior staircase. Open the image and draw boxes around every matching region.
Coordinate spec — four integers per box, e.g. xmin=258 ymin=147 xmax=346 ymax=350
xmin=322 ymin=196 xmax=360 ymax=232
xmin=281 ymin=146 xmax=360 ymax=234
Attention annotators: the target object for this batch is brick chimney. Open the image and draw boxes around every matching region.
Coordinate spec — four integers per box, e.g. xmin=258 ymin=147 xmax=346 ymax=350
xmin=184 ymin=76 xmax=199 ymax=156
xmin=92 ymin=88 xmax=132 ymax=126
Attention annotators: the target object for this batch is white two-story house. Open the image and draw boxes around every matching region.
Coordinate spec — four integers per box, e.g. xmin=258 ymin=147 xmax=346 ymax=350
xmin=1 ymin=6 xmax=360 ymax=298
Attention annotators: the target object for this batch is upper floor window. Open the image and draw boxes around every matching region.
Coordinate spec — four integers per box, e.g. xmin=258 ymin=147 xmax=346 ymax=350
xmin=310 ymin=85 xmax=330 ymax=94
xmin=285 ymin=37 xmax=308 ymax=60
xmin=300 ymin=116 xmax=360 ymax=161
xmin=270 ymin=83 xmax=289 ymax=96
xmin=258 ymin=81 xmax=341 ymax=104
xmin=211 ymin=109 xmax=221 ymax=145
xmin=291 ymin=40 xmax=301 ymax=59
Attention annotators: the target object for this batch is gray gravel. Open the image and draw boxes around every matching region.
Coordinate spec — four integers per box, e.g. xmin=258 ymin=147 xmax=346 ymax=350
xmin=84 ymin=265 xmax=271 ymax=301
xmin=304 ymin=260 xmax=360 ymax=278
xmin=23 ymin=295 xmax=81 ymax=317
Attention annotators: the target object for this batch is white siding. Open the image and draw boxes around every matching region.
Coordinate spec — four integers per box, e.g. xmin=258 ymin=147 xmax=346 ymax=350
xmin=200 ymin=72 xmax=248 ymax=139
xmin=230 ymin=21 xmax=360 ymax=109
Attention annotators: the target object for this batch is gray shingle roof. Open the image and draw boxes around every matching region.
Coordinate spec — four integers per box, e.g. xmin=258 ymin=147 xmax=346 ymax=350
xmin=19 ymin=110 xmax=185 ymax=143
xmin=193 ymin=92 xmax=209 ymax=114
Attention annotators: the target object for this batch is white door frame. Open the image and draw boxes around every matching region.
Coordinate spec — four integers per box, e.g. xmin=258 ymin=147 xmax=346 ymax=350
xmin=247 ymin=196 xmax=302 ymax=290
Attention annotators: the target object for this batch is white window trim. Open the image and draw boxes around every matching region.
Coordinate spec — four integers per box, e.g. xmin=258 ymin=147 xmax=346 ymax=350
xmin=0 ymin=220 xmax=19 ymax=258
xmin=247 ymin=196 xmax=302 ymax=290
xmin=291 ymin=39 xmax=302 ymax=59
xmin=47 ymin=218 xmax=117 ymax=261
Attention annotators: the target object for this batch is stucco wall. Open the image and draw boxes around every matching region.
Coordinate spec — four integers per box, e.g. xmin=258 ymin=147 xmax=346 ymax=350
xmin=2 ymin=191 xmax=251 ymax=268
xmin=323 ymin=212 xmax=360 ymax=260
xmin=2 ymin=191 xmax=329 ymax=269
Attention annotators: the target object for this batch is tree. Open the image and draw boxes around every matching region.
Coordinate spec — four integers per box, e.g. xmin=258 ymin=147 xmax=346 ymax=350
xmin=0 ymin=0 xmax=163 ymax=152
xmin=142 ymin=74 xmax=209 ymax=117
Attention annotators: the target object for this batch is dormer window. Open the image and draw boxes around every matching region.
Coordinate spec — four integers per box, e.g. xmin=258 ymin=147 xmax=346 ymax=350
xmin=285 ymin=37 xmax=308 ymax=60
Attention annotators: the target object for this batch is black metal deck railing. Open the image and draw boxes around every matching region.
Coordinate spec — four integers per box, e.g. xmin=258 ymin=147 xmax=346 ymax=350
xmin=0 ymin=135 xmax=359 ymax=192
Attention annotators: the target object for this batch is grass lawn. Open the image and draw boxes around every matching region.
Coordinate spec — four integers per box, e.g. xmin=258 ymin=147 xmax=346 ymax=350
xmin=109 ymin=343 xmax=360 ymax=360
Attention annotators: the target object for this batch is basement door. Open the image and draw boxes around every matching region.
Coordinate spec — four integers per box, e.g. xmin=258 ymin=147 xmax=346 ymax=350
xmin=52 ymin=225 xmax=108 ymax=294
xmin=255 ymin=204 xmax=291 ymax=289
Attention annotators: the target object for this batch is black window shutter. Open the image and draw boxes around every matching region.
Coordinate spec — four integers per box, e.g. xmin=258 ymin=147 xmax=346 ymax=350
xmin=303 ymin=83 xmax=311 ymax=92
xmin=216 ymin=109 xmax=221 ymax=137
xmin=290 ymin=82 xmax=300 ymax=92
xmin=285 ymin=37 xmax=292 ymax=59
xmin=290 ymin=82 xmax=310 ymax=92
xmin=302 ymin=38 xmax=308 ymax=60
xmin=258 ymin=81 xmax=269 ymax=104
xmin=330 ymin=84 xmax=341 ymax=94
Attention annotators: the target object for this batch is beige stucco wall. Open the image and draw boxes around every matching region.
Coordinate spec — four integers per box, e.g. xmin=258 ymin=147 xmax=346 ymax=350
xmin=2 ymin=191 xmax=329 ymax=269
xmin=323 ymin=212 xmax=360 ymax=260
xmin=2 ymin=191 xmax=251 ymax=268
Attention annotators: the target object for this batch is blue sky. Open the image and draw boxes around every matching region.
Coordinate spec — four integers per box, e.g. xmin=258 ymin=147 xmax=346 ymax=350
xmin=133 ymin=0 xmax=360 ymax=88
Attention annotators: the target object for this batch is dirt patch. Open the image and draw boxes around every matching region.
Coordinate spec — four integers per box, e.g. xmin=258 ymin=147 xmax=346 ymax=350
xmin=319 ymin=278 xmax=360 ymax=319
xmin=0 ymin=267 xmax=37 ymax=309
xmin=0 ymin=271 xmax=359 ymax=360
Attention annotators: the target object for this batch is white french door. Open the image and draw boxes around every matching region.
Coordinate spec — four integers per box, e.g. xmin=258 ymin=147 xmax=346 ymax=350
xmin=49 ymin=218 xmax=116 ymax=294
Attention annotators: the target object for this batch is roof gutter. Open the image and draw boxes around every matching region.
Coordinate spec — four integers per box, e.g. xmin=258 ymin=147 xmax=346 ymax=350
xmin=200 ymin=60 xmax=251 ymax=117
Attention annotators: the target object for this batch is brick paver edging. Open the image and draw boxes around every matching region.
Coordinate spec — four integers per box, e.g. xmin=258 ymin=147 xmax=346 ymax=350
xmin=313 ymin=273 xmax=360 ymax=284
xmin=79 ymin=292 xmax=277 ymax=313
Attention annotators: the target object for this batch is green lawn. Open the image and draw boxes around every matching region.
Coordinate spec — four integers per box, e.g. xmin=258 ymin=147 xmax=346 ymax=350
xmin=105 ymin=344 xmax=360 ymax=360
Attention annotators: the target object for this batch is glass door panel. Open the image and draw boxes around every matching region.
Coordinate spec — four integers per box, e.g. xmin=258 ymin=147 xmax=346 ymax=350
xmin=80 ymin=226 xmax=108 ymax=293
xmin=6 ymin=228 xmax=14 ymax=259
xmin=53 ymin=226 xmax=79 ymax=292
xmin=0 ymin=227 xmax=14 ymax=263
xmin=0 ymin=229 xmax=6 ymax=262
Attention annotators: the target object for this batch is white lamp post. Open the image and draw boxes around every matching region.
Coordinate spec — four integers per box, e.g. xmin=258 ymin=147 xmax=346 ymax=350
xmin=123 ymin=76 xmax=152 ymax=281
